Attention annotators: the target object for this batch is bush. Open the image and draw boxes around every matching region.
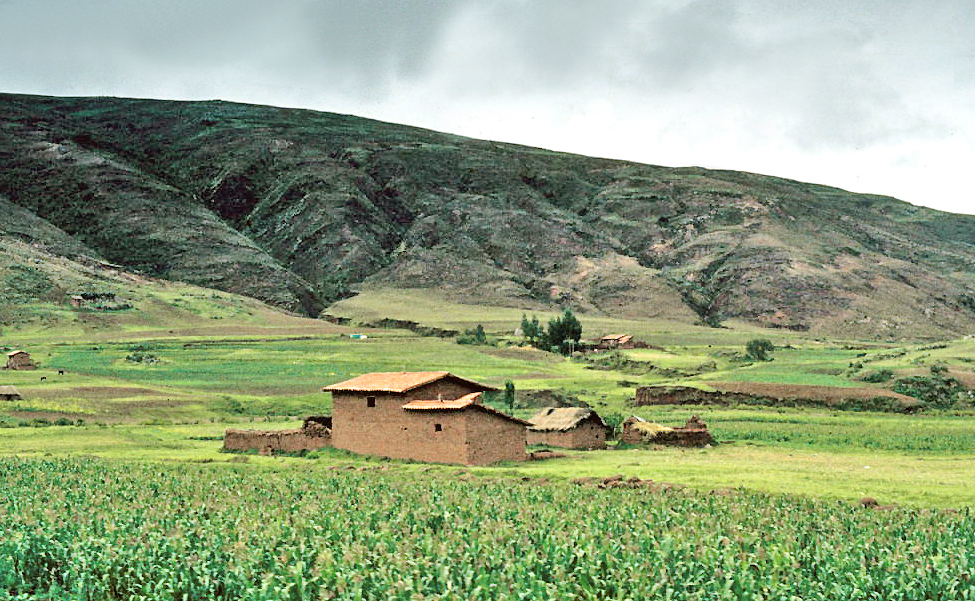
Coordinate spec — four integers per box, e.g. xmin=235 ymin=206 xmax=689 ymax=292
xmin=861 ymin=369 xmax=894 ymax=383
xmin=746 ymin=339 xmax=775 ymax=361
xmin=457 ymin=324 xmax=489 ymax=345
xmin=893 ymin=366 xmax=970 ymax=409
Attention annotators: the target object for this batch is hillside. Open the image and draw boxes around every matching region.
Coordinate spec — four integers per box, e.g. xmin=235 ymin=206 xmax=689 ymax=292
xmin=2 ymin=93 xmax=975 ymax=339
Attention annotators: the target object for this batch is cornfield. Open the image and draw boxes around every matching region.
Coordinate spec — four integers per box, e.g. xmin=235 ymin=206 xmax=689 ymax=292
xmin=2 ymin=457 xmax=974 ymax=600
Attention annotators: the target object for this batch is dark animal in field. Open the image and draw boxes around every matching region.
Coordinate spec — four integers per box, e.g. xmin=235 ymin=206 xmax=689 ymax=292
xmin=40 ymin=376 xmax=47 ymax=381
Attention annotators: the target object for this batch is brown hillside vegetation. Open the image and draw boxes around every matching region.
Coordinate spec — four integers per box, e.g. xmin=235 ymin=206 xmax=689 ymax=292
xmin=2 ymin=93 xmax=975 ymax=339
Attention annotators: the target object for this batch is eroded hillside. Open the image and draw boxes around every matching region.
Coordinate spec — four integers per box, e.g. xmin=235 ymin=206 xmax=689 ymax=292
xmin=2 ymin=93 xmax=975 ymax=339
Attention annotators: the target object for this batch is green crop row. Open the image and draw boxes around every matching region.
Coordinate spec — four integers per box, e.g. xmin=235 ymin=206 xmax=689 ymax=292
xmin=2 ymin=458 xmax=974 ymax=600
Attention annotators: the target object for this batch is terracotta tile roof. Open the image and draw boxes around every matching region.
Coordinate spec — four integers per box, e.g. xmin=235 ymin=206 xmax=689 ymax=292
xmin=322 ymin=371 xmax=497 ymax=393
xmin=528 ymin=407 xmax=607 ymax=431
xmin=600 ymin=334 xmax=628 ymax=341
xmin=402 ymin=392 xmax=530 ymax=425
xmin=402 ymin=392 xmax=482 ymax=410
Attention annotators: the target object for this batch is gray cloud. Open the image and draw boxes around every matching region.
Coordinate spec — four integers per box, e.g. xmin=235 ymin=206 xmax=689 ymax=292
xmin=0 ymin=0 xmax=971 ymax=212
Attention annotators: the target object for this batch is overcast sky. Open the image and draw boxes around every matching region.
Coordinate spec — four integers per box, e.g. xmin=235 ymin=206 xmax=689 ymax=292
xmin=2 ymin=0 xmax=973 ymax=215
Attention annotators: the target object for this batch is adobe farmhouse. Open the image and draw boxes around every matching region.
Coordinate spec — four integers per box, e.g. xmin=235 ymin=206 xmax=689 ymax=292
xmin=527 ymin=407 xmax=608 ymax=450
xmin=5 ymin=350 xmax=36 ymax=370
xmin=323 ymin=371 xmax=528 ymax=466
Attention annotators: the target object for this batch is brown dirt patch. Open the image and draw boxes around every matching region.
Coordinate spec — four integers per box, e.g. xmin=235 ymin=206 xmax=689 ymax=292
xmin=9 ymin=410 xmax=92 ymax=421
xmin=708 ymin=382 xmax=915 ymax=402
xmin=30 ymin=386 xmax=166 ymax=400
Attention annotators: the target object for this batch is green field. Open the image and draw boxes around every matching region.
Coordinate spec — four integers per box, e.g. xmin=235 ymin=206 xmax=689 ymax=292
xmin=3 ymin=458 xmax=975 ymax=600
xmin=4 ymin=287 xmax=975 ymax=598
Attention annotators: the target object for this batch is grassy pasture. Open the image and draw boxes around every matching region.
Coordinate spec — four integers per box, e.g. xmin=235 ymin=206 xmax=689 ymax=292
xmin=3 ymin=288 xmax=975 ymax=510
xmin=3 ymin=407 xmax=975 ymax=507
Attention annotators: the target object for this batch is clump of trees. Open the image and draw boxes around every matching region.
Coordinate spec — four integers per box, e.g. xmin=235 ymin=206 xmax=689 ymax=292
xmin=457 ymin=324 xmax=489 ymax=345
xmin=521 ymin=310 xmax=582 ymax=356
xmin=746 ymin=339 xmax=775 ymax=362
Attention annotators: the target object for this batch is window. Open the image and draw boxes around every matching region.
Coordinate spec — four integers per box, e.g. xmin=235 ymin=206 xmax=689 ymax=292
xmin=367 ymin=396 xmax=376 ymax=408
xmin=434 ymin=423 xmax=443 ymax=432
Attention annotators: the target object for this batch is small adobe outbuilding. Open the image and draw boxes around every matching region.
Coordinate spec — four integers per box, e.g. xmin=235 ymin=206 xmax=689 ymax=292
xmin=5 ymin=351 xmax=35 ymax=370
xmin=323 ymin=371 xmax=529 ymax=466
xmin=0 ymin=385 xmax=22 ymax=401
xmin=597 ymin=334 xmax=644 ymax=350
xmin=526 ymin=407 xmax=608 ymax=449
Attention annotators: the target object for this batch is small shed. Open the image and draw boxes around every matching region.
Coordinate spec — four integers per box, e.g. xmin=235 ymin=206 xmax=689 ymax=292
xmin=598 ymin=334 xmax=634 ymax=350
xmin=0 ymin=386 xmax=22 ymax=401
xmin=5 ymin=351 xmax=36 ymax=370
xmin=527 ymin=407 xmax=608 ymax=449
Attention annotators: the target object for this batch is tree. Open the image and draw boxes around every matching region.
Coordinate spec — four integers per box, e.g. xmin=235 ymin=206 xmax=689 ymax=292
xmin=503 ymin=381 xmax=516 ymax=412
xmin=520 ymin=313 xmax=541 ymax=345
xmin=746 ymin=339 xmax=775 ymax=362
xmin=543 ymin=309 xmax=583 ymax=356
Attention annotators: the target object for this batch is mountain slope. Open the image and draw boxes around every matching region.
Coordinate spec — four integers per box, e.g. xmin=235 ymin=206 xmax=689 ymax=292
xmin=1 ymin=93 xmax=974 ymax=339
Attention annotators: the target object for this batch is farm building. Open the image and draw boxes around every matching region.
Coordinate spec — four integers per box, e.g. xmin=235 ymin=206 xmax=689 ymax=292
xmin=5 ymin=350 xmax=36 ymax=370
xmin=526 ymin=407 xmax=608 ymax=449
xmin=597 ymin=334 xmax=635 ymax=350
xmin=224 ymin=416 xmax=332 ymax=455
xmin=323 ymin=371 xmax=528 ymax=465
xmin=0 ymin=386 xmax=22 ymax=401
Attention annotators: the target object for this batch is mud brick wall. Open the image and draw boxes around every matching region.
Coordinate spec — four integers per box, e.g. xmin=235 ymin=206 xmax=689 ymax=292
xmin=527 ymin=422 xmax=606 ymax=450
xmin=464 ymin=409 xmax=526 ymax=465
xmin=223 ymin=428 xmax=332 ymax=454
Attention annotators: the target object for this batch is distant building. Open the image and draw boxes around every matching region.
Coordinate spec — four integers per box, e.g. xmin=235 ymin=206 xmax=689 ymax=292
xmin=597 ymin=334 xmax=634 ymax=350
xmin=526 ymin=407 xmax=608 ymax=449
xmin=5 ymin=351 xmax=36 ymax=370
xmin=0 ymin=386 xmax=22 ymax=401
xmin=323 ymin=371 xmax=528 ymax=465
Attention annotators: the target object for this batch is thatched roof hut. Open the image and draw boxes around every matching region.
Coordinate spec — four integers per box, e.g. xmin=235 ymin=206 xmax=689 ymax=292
xmin=0 ymin=385 xmax=22 ymax=401
xmin=527 ymin=407 xmax=608 ymax=449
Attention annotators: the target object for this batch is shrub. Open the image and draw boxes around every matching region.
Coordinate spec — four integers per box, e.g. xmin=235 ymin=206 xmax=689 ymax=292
xmin=861 ymin=369 xmax=894 ymax=383
xmin=457 ymin=324 xmax=489 ymax=345
xmin=746 ymin=339 xmax=775 ymax=361
xmin=893 ymin=366 xmax=969 ymax=409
